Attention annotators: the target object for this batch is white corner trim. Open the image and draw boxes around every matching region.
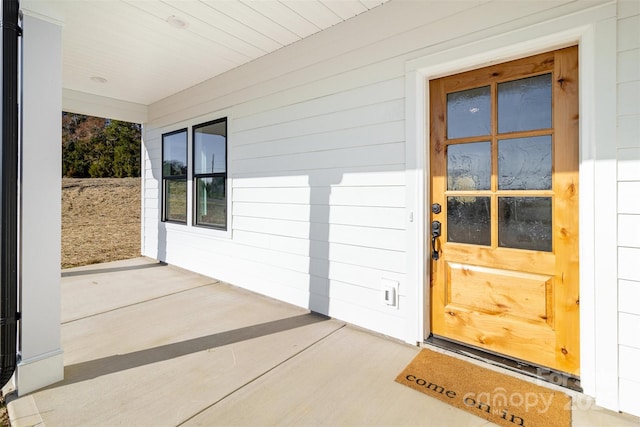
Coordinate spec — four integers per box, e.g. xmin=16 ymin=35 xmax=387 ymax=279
xmin=404 ymin=68 xmax=427 ymax=345
xmin=16 ymin=350 xmax=64 ymax=396
xmin=582 ymin=15 xmax=619 ymax=410
xmin=404 ymin=0 xmax=617 ymax=410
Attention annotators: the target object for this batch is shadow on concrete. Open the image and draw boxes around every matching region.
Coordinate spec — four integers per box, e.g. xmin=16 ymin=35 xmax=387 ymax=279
xmin=61 ymin=261 xmax=168 ymax=278
xmin=54 ymin=313 xmax=330 ymax=387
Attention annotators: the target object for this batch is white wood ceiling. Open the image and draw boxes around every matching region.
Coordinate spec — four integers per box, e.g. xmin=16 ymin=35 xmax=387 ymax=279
xmin=22 ymin=0 xmax=389 ymax=106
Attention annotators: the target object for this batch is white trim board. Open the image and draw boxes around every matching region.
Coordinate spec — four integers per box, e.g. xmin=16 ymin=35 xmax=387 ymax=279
xmin=63 ymin=89 xmax=148 ymax=124
xmin=404 ymin=1 xmax=617 ymax=411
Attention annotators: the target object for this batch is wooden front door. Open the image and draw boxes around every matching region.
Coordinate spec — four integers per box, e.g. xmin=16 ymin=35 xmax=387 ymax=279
xmin=429 ymin=47 xmax=579 ymax=375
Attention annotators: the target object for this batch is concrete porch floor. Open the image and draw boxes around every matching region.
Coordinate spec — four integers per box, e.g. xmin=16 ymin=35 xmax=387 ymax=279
xmin=4 ymin=257 xmax=639 ymax=426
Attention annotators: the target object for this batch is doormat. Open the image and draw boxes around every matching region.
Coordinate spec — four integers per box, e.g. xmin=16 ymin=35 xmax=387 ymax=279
xmin=395 ymin=349 xmax=571 ymax=427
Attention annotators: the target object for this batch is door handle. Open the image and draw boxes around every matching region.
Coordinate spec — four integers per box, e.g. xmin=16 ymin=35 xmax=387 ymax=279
xmin=431 ymin=220 xmax=441 ymax=260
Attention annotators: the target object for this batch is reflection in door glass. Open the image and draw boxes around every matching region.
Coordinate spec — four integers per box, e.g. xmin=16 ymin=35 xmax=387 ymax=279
xmin=498 ymin=74 xmax=552 ymax=133
xmin=447 ymin=196 xmax=491 ymax=246
xmin=447 ymin=142 xmax=491 ymax=191
xmin=447 ymin=86 xmax=491 ymax=139
xmin=498 ymin=136 xmax=552 ymax=190
xmin=499 ymin=197 xmax=552 ymax=251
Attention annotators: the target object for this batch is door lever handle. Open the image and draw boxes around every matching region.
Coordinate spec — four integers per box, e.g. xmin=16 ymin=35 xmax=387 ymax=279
xmin=431 ymin=220 xmax=441 ymax=260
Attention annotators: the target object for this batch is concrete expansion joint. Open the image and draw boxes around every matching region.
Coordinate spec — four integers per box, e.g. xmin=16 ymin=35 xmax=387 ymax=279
xmin=61 ymin=282 xmax=219 ymax=325
xmin=175 ymin=322 xmax=347 ymax=426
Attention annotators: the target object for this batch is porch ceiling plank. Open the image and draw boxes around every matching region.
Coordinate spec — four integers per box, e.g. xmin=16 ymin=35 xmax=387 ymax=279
xmin=20 ymin=0 xmax=390 ymax=108
xmin=121 ymin=0 xmax=267 ymax=59
xmin=200 ymin=0 xmax=302 ymax=46
xmin=243 ymin=0 xmax=322 ymax=39
xmin=114 ymin=1 xmax=252 ymax=64
xmin=166 ymin=1 xmax=285 ymax=52
xmin=280 ymin=0 xmax=343 ymax=28
xmin=321 ymin=0 xmax=370 ymax=21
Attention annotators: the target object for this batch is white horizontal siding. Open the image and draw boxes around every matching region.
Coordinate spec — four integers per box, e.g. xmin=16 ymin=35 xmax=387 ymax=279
xmin=619 ymin=346 xmax=640 ymax=383
xmin=617 ymin=2 xmax=640 ymax=416
xmin=618 ymin=81 xmax=640 ymax=116
xmin=233 ymin=203 xmax=405 ymax=229
xmin=233 ymin=99 xmax=404 ymax=147
xmin=618 ymin=0 xmax=640 ymax=18
xmin=233 ymin=142 xmax=405 ymax=174
xmin=619 ymin=378 xmax=640 ymax=417
xmin=618 ymin=115 xmax=640 ymax=148
xmin=619 ymin=280 xmax=640 ymax=315
xmin=233 ymin=121 xmax=405 ymax=161
xmin=619 ymin=248 xmax=640 ymax=282
xmin=619 ymin=312 xmax=640 ymax=349
xmin=618 ymin=182 xmax=640 ymax=213
xmin=233 ymin=217 xmax=404 ymax=252
xmin=618 ymin=148 xmax=640 ymax=181
xmin=617 ymin=14 xmax=640 ymax=51
xmin=233 ymin=186 xmax=405 ymax=207
xmin=617 ymin=49 xmax=640 ymax=83
xmin=234 ymin=166 xmax=405 ymax=187
xmin=232 ymin=78 xmax=405 ymax=132
xmin=618 ymin=215 xmax=640 ymax=247
xmin=327 ymin=262 xmax=404 ymax=293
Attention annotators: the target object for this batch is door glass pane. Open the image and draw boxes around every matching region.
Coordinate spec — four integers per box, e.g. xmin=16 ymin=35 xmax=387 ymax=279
xmin=195 ymin=177 xmax=226 ymax=228
xmin=498 ymin=74 xmax=552 ymax=133
xmin=447 ymin=196 xmax=491 ymax=246
xmin=447 ymin=142 xmax=491 ymax=191
xmin=498 ymin=135 xmax=552 ymax=190
xmin=498 ymin=197 xmax=552 ymax=251
xmin=447 ymin=86 xmax=491 ymax=138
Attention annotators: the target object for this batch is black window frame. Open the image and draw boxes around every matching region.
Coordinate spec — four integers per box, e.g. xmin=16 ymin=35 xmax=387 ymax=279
xmin=192 ymin=118 xmax=228 ymax=230
xmin=161 ymin=128 xmax=188 ymax=224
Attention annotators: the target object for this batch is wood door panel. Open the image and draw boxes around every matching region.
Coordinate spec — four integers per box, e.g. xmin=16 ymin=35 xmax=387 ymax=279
xmin=446 ymin=262 xmax=553 ymax=325
xmin=429 ymin=46 xmax=580 ymax=376
xmin=439 ymin=307 xmax=557 ymax=368
xmin=443 ymin=245 xmax=555 ymax=273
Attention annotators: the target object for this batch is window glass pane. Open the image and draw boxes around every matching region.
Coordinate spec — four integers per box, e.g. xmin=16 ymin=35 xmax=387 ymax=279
xmin=194 ymin=121 xmax=226 ymax=175
xmin=498 ymin=74 xmax=552 ymax=133
xmin=499 ymin=197 xmax=552 ymax=251
xmin=498 ymin=135 xmax=552 ymax=190
xmin=165 ymin=179 xmax=187 ymax=222
xmin=195 ymin=177 xmax=226 ymax=228
xmin=447 ymin=86 xmax=491 ymax=139
xmin=447 ymin=142 xmax=491 ymax=191
xmin=447 ymin=196 xmax=491 ymax=246
xmin=162 ymin=131 xmax=187 ymax=176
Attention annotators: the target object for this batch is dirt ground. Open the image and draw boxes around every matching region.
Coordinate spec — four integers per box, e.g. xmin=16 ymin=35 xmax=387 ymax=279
xmin=62 ymin=177 xmax=141 ymax=268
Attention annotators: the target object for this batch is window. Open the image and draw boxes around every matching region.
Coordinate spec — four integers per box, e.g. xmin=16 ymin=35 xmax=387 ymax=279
xmin=193 ymin=118 xmax=227 ymax=229
xmin=162 ymin=129 xmax=187 ymax=223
